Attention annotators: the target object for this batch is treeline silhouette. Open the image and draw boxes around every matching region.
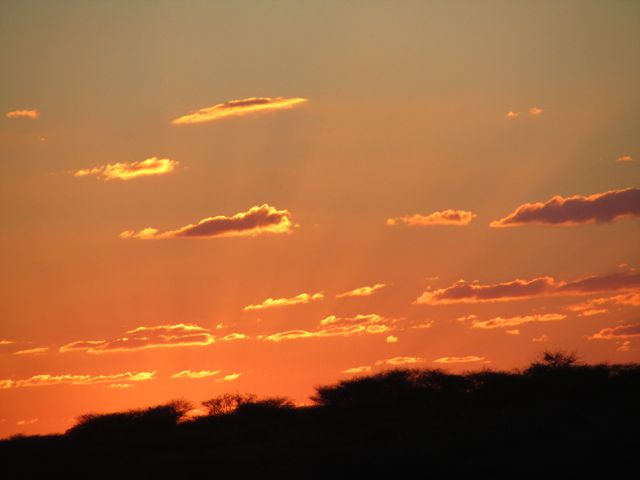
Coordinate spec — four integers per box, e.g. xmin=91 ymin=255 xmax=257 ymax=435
xmin=1 ymin=351 xmax=638 ymax=479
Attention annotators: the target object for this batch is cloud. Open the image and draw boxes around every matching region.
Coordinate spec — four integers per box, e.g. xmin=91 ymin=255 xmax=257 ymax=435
xmin=221 ymin=373 xmax=241 ymax=382
xmin=567 ymin=291 xmax=640 ymax=316
xmin=0 ymin=340 xmax=14 ymax=346
xmin=617 ymin=340 xmax=632 ymax=352
xmin=387 ymin=209 xmax=476 ymax=227
xmin=59 ymin=323 xmax=216 ymax=354
xmin=244 ymin=292 xmax=323 ymax=311
xmin=375 ymin=356 xmax=424 ymax=366
xmin=16 ymin=419 xmax=38 ymax=425
xmin=336 ymin=283 xmax=387 ymax=298
xmin=588 ymin=323 xmax=640 ymax=341
xmin=343 ymin=366 xmax=372 ymax=374
xmin=617 ymin=155 xmax=633 ymax=163
xmin=6 ymin=109 xmax=39 ymax=119
xmin=171 ymin=97 xmax=308 ymax=125
xmin=74 ymin=157 xmax=178 ymax=181
xmin=416 ymin=271 xmax=640 ymax=305
xmin=490 ymin=188 xmax=640 ymax=227
xmin=120 ymin=204 xmax=294 ymax=240
xmin=171 ymin=370 xmax=220 ymax=379
xmin=13 ymin=347 xmax=49 ymax=356
xmin=386 ymin=335 xmax=398 ymax=343
xmin=528 ymin=107 xmax=543 ymax=116
xmin=506 ymin=111 xmax=519 ymax=119
xmin=505 ymin=330 xmax=520 ymax=335
xmin=262 ymin=313 xmax=392 ymax=342
xmin=470 ymin=313 xmax=566 ymax=329
xmin=434 ymin=356 xmax=486 ymax=364
xmin=532 ymin=334 xmax=549 ymax=343
xmin=0 ymin=371 xmax=156 ymax=389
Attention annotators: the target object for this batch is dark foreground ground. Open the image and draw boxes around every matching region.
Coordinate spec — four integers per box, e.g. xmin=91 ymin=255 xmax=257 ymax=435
xmin=1 ymin=352 xmax=638 ymax=479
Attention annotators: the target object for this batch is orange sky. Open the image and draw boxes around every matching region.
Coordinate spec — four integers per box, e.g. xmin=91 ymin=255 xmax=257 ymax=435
xmin=1 ymin=1 xmax=639 ymax=438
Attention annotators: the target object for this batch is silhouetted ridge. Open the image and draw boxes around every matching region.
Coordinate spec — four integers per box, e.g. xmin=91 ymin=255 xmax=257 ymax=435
xmin=1 ymin=351 xmax=638 ymax=479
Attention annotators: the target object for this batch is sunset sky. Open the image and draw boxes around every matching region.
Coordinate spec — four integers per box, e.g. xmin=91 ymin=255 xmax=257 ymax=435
xmin=1 ymin=1 xmax=639 ymax=438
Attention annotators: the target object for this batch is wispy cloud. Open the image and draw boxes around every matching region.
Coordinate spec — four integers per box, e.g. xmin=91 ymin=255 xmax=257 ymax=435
xmin=171 ymin=97 xmax=308 ymax=125
xmin=171 ymin=370 xmax=220 ymax=379
xmin=6 ymin=109 xmax=39 ymax=119
xmin=470 ymin=313 xmax=566 ymax=329
xmin=416 ymin=271 xmax=640 ymax=305
xmin=221 ymin=373 xmax=241 ymax=382
xmin=434 ymin=356 xmax=486 ymax=364
xmin=13 ymin=347 xmax=49 ymax=356
xmin=262 ymin=314 xmax=392 ymax=342
xmin=506 ymin=111 xmax=519 ymax=119
xmin=532 ymin=334 xmax=549 ymax=343
xmin=386 ymin=335 xmax=398 ymax=343
xmin=0 ymin=340 xmax=14 ymax=346
xmin=58 ymin=323 xmax=247 ymax=354
xmin=566 ymin=291 xmax=640 ymax=316
xmin=490 ymin=188 xmax=640 ymax=227
xmin=0 ymin=371 xmax=156 ymax=389
xmin=528 ymin=107 xmax=543 ymax=116
xmin=588 ymin=323 xmax=640 ymax=341
xmin=120 ymin=204 xmax=294 ymax=240
xmin=244 ymin=292 xmax=323 ymax=311
xmin=336 ymin=283 xmax=387 ymax=298
xmin=616 ymin=155 xmax=633 ymax=163
xmin=74 ymin=157 xmax=178 ymax=181
xmin=343 ymin=366 xmax=372 ymax=374
xmin=375 ymin=356 xmax=424 ymax=366
xmin=387 ymin=209 xmax=476 ymax=227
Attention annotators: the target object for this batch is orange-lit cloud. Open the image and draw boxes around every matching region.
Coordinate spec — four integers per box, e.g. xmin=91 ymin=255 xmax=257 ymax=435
xmin=336 ymin=283 xmax=387 ymax=298
xmin=470 ymin=313 xmax=566 ymax=329
xmin=13 ymin=347 xmax=49 ymax=356
xmin=0 ymin=371 xmax=156 ymax=389
xmin=387 ymin=209 xmax=476 ymax=227
xmin=74 ymin=157 xmax=178 ymax=181
xmin=244 ymin=292 xmax=324 ymax=311
xmin=343 ymin=366 xmax=372 ymax=374
xmin=375 ymin=356 xmax=424 ymax=366
xmin=434 ymin=356 xmax=486 ymax=364
xmin=490 ymin=188 xmax=640 ymax=227
xmin=566 ymin=291 xmax=640 ymax=316
xmin=16 ymin=419 xmax=38 ymax=425
xmin=618 ymin=341 xmax=632 ymax=352
xmin=386 ymin=335 xmax=398 ymax=343
xmin=532 ymin=334 xmax=550 ymax=343
xmin=120 ymin=204 xmax=294 ymax=240
xmin=221 ymin=373 xmax=241 ymax=382
xmin=6 ymin=109 xmax=39 ymax=119
xmin=171 ymin=370 xmax=220 ymax=379
xmin=506 ymin=111 xmax=519 ymax=119
xmin=505 ymin=330 xmax=520 ymax=335
xmin=0 ymin=340 xmax=14 ymax=346
xmin=171 ymin=97 xmax=308 ymax=125
xmin=59 ymin=323 xmax=217 ymax=354
xmin=262 ymin=314 xmax=392 ymax=342
xmin=528 ymin=107 xmax=543 ymax=116
xmin=588 ymin=323 xmax=640 ymax=341
xmin=416 ymin=271 xmax=640 ymax=305
xmin=617 ymin=155 xmax=633 ymax=163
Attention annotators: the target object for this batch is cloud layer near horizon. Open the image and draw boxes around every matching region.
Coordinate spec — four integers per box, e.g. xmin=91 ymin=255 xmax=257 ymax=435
xmin=491 ymin=188 xmax=640 ymax=227
xmin=74 ymin=157 xmax=177 ymax=181
xmin=0 ymin=371 xmax=155 ymax=389
xmin=59 ymin=323 xmax=245 ymax=354
xmin=244 ymin=292 xmax=323 ymax=311
xmin=387 ymin=209 xmax=476 ymax=227
xmin=416 ymin=271 xmax=640 ymax=305
xmin=120 ymin=204 xmax=294 ymax=240
xmin=336 ymin=283 xmax=387 ymax=298
xmin=171 ymin=97 xmax=308 ymax=125
xmin=6 ymin=109 xmax=39 ymax=119
xmin=261 ymin=314 xmax=392 ymax=342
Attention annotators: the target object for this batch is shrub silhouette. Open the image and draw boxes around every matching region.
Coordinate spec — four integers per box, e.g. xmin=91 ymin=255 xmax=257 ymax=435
xmin=2 ymin=350 xmax=638 ymax=478
xmin=67 ymin=399 xmax=192 ymax=439
xmin=201 ymin=393 xmax=257 ymax=416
